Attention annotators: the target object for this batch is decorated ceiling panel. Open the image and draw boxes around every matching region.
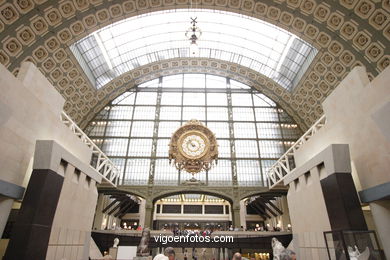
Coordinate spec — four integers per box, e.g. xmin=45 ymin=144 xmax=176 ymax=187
xmin=0 ymin=0 xmax=389 ymax=130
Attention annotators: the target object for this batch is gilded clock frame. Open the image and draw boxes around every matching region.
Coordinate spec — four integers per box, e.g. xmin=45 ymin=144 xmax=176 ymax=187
xmin=169 ymin=119 xmax=218 ymax=174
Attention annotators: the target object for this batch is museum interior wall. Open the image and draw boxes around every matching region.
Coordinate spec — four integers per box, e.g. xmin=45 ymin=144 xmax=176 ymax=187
xmin=283 ymin=66 xmax=390 ymax=259
xmin=0 ymin=62 xmax=103 ymax=259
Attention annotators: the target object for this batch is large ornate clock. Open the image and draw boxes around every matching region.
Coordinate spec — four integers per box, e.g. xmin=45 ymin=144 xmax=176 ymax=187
xmin=169 ymin=119 xmax=218 ymax=174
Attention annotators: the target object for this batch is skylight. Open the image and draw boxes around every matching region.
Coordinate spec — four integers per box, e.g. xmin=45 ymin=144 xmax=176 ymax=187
xmin=70 ymin=9 xmax=318 ymax=90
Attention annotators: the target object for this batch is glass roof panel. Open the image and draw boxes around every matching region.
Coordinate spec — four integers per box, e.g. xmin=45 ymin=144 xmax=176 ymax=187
xmin=71 ymin=9 xmax=317 ymax=90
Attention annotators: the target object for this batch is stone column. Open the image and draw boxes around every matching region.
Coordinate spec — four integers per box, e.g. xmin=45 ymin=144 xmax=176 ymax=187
xmin=231 ymin=200 xmax=241 ymax=228
xmin=144 ymin=201 xmax=154 ymax=229
xmin=139 ymin=199 xmax=146 ymax=228
xmin=369 ymin=201 xmax=390 ymax=259
xmin=239 ymin=200 xmax=246 ymax=230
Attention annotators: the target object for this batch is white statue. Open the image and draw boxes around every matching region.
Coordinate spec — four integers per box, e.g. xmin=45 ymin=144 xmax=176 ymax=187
xmin=113 ymin=237 xmax=120 ymax=248
xmin=348 ymin=246 xmax=370 ymax=260
xmin=272 ymin=237 xmax=285 ymax=260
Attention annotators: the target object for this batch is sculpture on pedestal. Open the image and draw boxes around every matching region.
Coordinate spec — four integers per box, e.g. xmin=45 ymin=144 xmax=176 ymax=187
xmin=113 ymin=237 xmax=119 ymax=248
xmin=271 ymin=237 xmax=296 ymax=260
xmin=272 ymin=237 xmax=285 ymax=260
xmin=137 ymin=228 xmax=151 ymax=256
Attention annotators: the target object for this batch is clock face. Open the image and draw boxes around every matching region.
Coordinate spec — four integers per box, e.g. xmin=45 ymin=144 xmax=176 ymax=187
xmin=179 ymin=132 xmax=209 ymax=159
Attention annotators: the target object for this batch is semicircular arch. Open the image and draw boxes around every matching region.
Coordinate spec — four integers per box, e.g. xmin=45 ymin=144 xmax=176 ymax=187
xmin=152 ymin=189 xmax=234 ymax=205
xmin=79 ymin=57 xmax=309 ymax=130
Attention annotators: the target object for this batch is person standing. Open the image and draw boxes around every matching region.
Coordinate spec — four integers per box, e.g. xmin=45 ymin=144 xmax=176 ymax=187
xmin=164 ymin=247 xmax=176 ymax=260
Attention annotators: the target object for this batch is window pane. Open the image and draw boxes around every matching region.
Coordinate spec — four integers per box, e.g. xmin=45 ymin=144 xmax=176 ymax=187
xmin=257 ymin=123 xmax=282 ymax=138
xmin=281 ymin=124 xmax=301 ymax=139
xmin=89 ymin=124 xmax=106 ymax=136
xmin=231 ymin=93 xmax=252 ymax=106
xmin=123 ymin=159 xmax=150 ymax=185
xmin=183 ymin=74 xmax=205 ymax=88
xmin=208 ymin=159 xmax=232 ymax=186
xmin=105 ymin=121 xmax=131 ymax=137
xmin=131 ymin=121 xmax=154 ymax=137
xmin=255 ymin=107 xmax=279 ymax=121
xmin=109 ymin=106 xmax=133 ymax=120
xmin=183 ymin=93 xmax=205 ymax=106
xmin=236 ymin=160 xmax=262 ymax=186
xmin=182 ymin=107 xmax=206 ymax=121
xmin=232 ymin=107 xmax=255 ymax=121
xmin=217 ymin=139 xmax=231 ymax=158
xmin=136 ymin=92 xmax=157 ymax=105
xmin=156 ymin=138 xmax=170 ymax=157
xmin=154 ymin=159 xmax=178 ymax=185
xmin=233 ymin=123 xmax=256 ymax=138
xmin=259 ymin=140 xmax=285 ymax=158
xmin=102 ymin=138 xmax=128 ymax=156
xmin=161 ymin=93 xmax=182 ymax=105
xmin=252 ymin=94 xmax=275 ymax=107
xmin=163 ymin=74 xmax=183 ymax=88
xmin=160 ymin=106 xmax=181 ymax=120
xmin=128 ymin=138 xmax=153 ymax=156
xmin=206 ymin=75 xmax=226 ymax=88
xmin=207 ymin=93 xmax=227 ymax=106
xmin=207 ymin=107 xmax=228 ymax=121
xmin=207 ymin=122 xmax=230 ymax=138
xmin=133 ymin=106 xmax=156 ymax=120
xmin=158 ymin=121 xmax=181 ymax=138
xmin=235 ymin=140 xmax=259 ymax=158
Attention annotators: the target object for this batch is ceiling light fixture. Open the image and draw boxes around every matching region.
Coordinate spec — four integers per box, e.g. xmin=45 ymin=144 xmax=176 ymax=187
xmin=185 ymin=17 xmax=202 ymax=57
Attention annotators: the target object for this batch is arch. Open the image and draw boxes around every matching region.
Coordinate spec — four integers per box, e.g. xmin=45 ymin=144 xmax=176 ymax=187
xmin=79 ymin=58 xmax=308 ymax=130
xmin=0 ymin=0 xmax=388 ymax=129
xmin=152 ymin=189 xmax=234 ymax=205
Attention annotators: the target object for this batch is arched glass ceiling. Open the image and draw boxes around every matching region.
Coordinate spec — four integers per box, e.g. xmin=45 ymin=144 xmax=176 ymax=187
xmin=70 ymin=9 xmax=318 ymax=90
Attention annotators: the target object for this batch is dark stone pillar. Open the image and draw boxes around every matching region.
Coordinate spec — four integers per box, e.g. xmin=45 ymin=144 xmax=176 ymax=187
xmin=4 ymin=169 xmax=64 ymax=260
xmin=320 ymin=172 xmax=368 ymax=231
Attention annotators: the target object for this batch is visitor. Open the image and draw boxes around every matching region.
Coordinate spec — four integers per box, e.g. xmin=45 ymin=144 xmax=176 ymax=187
xmin=154 ymin=254 xmax=169 ymax=260
xmin=192 ymin=248 xmax=198 ymax=260
xmin=229 ymin=225 xmax=234 ymax=231
xmin=232 ymin=252 xmax=242 ymax=260
xmin=164 ymin=247 xmax=176 ymax=260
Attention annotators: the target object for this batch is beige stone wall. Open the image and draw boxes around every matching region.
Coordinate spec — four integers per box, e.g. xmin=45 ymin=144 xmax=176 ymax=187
xmin=285 ymin=66 xmax=390 ymax=259
xmin=28 ymin=140 xmax=102 ymax=260
xmin=286 ymin=166 xmax=331 ymax=260
xmin=46 ymin=162 xmax=99 ymax=260
xmin=0 ymin=61 xmax=92 ymax=187
xmin=293 ymin=66 xmax=390 ymax=191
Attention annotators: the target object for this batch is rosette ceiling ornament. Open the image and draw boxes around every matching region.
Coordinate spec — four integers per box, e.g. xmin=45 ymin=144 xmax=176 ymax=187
xmin=169 ymin=120 xmax=218 ymax=174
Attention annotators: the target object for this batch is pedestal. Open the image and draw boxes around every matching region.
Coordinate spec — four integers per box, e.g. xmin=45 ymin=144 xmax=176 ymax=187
xmin=109 ymin=248 xmax=118 ymax=259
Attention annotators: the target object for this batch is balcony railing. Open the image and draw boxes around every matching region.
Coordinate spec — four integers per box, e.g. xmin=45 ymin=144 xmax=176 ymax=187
xmin=267 ymin=115 xmax=326 ymax=189
xmin=60 ymin=111 xmax=120 ymax=186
